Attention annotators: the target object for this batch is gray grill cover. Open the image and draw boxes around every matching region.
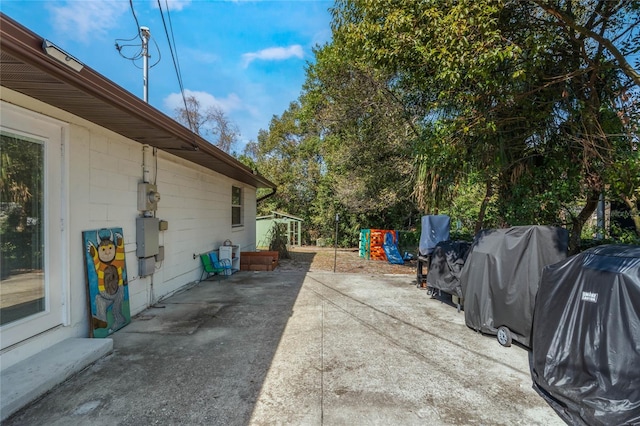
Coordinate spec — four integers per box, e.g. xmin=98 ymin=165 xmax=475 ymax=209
xmin=530 ymin=244 xmax=640 ymax=426
xmin=426 ymin=240 xmax=472 ymax=298
xmin=460 ymin=225 xmax=569 ymax=347
xmin=418 ymin=215 xmax=450 ymax=256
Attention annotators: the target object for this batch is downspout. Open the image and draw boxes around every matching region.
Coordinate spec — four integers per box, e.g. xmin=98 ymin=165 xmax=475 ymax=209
xmin=257 ymin=187 xmax=277 ymax=203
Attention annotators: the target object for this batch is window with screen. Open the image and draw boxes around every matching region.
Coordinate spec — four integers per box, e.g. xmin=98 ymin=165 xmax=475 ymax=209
xmin=232 ymin=186 xmax=242 ymax=227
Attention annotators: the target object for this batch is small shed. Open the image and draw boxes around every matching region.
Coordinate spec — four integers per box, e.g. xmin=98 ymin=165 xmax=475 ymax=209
xmin=256 ymin=211 xmax=303 ymax=249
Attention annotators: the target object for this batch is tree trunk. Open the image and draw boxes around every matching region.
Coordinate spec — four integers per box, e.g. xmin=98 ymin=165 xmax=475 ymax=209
xmin=475 ymin=180 xmax=493 ymax=234
xmin=621 ymin=194 xmax=640 ymax=238
xmin=569 ymin=190 xmax=600 ymax=255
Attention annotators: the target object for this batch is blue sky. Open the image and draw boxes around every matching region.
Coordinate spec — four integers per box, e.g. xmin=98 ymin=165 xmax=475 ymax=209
xmin=1 ymin=0 xmax=333 ymax=152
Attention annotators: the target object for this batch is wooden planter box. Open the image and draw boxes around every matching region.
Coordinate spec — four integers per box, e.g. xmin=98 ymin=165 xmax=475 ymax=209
xmin=240 ymin=251 xmax=279 ymax=271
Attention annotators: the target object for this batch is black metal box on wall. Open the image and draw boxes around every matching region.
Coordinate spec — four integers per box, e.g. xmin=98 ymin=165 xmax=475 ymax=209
xmin=136 ymin=217 xmax=159 ymax=258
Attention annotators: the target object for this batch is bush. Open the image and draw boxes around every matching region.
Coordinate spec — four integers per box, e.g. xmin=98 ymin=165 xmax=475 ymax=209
xmin=267 ymin=223 xmax=290 ymax=259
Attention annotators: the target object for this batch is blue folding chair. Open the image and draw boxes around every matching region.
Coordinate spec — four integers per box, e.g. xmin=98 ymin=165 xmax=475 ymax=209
xmin=209 ymin=251 xmax=232 ymax=276
xmin=199 ymin=252 xmax=231 ymax=281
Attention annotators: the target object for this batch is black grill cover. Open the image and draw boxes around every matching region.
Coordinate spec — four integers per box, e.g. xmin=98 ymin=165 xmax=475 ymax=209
xmin=426 ymin=240 xmax=472 ymax=298
xmin=461 ymin=225 xmax=569 ymax=347
xmin=530 ymin=244 xmax=640 ymax=426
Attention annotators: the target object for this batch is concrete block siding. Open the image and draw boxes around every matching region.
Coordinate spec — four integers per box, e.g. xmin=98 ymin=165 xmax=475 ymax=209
xmin=74 ymin=117 xmax=254 ymax=313
xmin=0 ymin=89 xmax=257 ymax=370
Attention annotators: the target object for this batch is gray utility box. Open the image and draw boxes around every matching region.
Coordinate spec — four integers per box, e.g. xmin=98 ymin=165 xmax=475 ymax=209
xmin=138 ymin=183 xmax=160 ymax=211
xmin=136 ymin=217 xmax=159 ymax=258
xmin=138 ymin=257 xmax=155 ymax=277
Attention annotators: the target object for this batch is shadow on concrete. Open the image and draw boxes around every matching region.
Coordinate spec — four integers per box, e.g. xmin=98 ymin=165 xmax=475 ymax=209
xmin=4 ymin=253 xmax=316 ymax=426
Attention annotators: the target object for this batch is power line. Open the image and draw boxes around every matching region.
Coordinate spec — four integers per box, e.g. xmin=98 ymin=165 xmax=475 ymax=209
xmin=128 ymin=0 xmax=142 ymax=36
xmin=157 ymin=0 xmax=194 ymax=132
xmin=115 ymin=0 xmax=194 ymax=136
xmin=158 ymin=0 xmax=186 ymax=101
xmin=166 ymin=0 xmax=184 ymax=90
xmin=115 ymin=1 xmax=144 ymax=62
xmin=115 ymin=1 xmax=161 ymax=69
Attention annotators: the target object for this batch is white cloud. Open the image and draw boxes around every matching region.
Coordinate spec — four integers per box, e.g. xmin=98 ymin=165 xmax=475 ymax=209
xmin=163 ymin=89 xmax=243 ymax=113
xmin=151 ymin=0 xmax=191 ymax=12
xmin=241 ymin=45 xmax=304 ymax=68
xmin=48 ymin=2 xmax=129 ymax=40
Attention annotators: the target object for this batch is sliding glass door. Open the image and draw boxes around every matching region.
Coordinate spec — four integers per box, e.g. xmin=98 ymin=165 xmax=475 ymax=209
xmin=1 ymin=104 xmax=66 ymax=349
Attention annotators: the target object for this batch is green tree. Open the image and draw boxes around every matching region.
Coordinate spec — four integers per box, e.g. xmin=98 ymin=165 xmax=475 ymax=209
xmin=330 ymin=0 xmax=639 ymax=252
xmin=252 ymin=102 xmax=326 ymax=243
xmin=302 ymin=44 xmax=419 ymax=229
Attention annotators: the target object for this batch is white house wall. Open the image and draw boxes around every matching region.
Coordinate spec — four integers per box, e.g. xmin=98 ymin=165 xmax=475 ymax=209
xmin=1 ymin=88 xmax=257 ymax=368
xmin=152 ymin=150 xmax=257 ymax=300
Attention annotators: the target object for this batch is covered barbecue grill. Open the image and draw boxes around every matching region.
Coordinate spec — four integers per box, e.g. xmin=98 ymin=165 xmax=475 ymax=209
xmin=530 ymin=244 xmax=640 ymax=426
xmin=460 ymin=225 xmax=569 ymax=347
xmin=416 ymin=215 xmax=450 ymax=288
xmin=425 ymin=240 xmax=472 ymax=310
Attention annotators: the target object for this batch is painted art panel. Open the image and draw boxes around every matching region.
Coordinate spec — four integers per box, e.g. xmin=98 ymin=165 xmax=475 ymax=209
xmin=82 ymin=228 xmax=131 ymax=337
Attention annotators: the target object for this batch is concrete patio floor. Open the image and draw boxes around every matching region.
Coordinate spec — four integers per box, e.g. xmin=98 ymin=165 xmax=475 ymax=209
xmin=4 ymin=270 xmax=563 ymax=425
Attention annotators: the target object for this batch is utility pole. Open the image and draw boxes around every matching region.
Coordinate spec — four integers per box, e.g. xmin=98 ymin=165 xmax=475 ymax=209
xmin=333 ymin=213 xmax=339 ymax=273
xmin=140 ymin=26 xmax=150 ymax=103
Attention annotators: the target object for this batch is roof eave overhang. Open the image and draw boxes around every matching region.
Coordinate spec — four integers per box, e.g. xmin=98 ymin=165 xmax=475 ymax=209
xmin=0 ymin=13 xmax=275 ymax=190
